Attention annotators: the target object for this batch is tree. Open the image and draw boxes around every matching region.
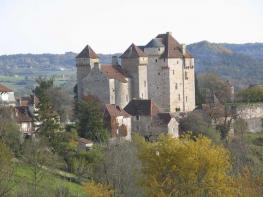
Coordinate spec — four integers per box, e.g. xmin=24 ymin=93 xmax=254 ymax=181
xmin=76 ymin=100 xmax=108 ymax=143
xmin=94 ymin=141 xmax=144 ymax=197
xmin=21 ymin=138 xmax=62 ymax=196
xmin=199 ymin=73 xmax=236 ymax=139
xmin=136 ymin=135 xmax=235 ymax=197
xmin=237 ymin=86 xmax=263 ymax=103
xmin=179 ymin=111 xmax=221 ymax=143
xmin=0 ymin=141 xmax=14 ymax=197
xmin=84 ymin=181 xmax=113 ymax=197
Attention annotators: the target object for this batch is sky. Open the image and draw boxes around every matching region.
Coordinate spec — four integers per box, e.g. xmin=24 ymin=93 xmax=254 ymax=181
xmin=0 ymin=0 xmax=262 ymax=55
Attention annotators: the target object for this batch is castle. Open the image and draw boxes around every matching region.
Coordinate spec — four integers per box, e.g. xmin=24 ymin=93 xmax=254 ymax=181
xmin=76 ymin=32 xmax=195 ymax=113
xmin=76 ymin=32 xmax=195 ymax=140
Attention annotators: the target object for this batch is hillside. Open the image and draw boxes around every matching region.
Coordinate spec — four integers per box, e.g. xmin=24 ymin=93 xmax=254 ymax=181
xmin=188 ymin=41 xmax=263 ymax=88
xmin=0 ymin=42 xmax=262 ymax=93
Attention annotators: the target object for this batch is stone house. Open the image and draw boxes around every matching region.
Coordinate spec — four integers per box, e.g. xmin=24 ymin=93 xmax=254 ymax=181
xmin=124 ymin=99 xmax=179 ymax=140
xmin=14 ymin=106 xmax=35 ymax=136
xmin=103 ymin=104 xmax=132 ymax=141
xmin=0 ymin=84 xmax=16 ymax=106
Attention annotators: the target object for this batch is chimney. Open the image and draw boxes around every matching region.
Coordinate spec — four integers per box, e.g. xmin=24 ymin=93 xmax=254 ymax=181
xmin=181 ymin=44 xmax=186 ymax=55
xmin=112 ymin=56 xmax=118 ymax=65
xmin=167 ymin=32 xmax=172 ymax=36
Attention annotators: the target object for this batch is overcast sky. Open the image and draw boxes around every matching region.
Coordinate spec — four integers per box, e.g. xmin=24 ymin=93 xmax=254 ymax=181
xmin=0 ymin=0 xmax=262 ymax=55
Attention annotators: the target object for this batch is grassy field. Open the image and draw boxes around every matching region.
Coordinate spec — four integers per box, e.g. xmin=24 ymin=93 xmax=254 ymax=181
xmin=12 ymin=163 xmax=86 ymax=197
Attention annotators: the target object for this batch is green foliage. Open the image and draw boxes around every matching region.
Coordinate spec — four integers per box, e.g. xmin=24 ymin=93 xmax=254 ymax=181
xmin=76 ymin=100 xmax=108 ymax=143
xmin=0 ymin=140 xmax=14 ymax=197
xmin=238 ymin=86 xmax=263 ymax=103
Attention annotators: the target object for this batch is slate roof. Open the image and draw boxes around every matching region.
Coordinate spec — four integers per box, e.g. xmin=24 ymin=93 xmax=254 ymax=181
xmin=156 ymin=33 xmax=192 ymax=58
xmin=124 ymin=99 xmax=160 ymax=117
xmin=105 ymin=104 xmax=130 ymax=118
xmin=0 ymin=84 xmax=12 ymax=93
xmin=157 ymin=113 xmax=173 ymax=125
xmin=101 ymin=64 xmax=128 ymax=83
xmin=76 ymin=45 xmax=98 ymax=59
xmin=145 ymin=38 xmax=164 ymax=48
xmin=120 ymin=43 xmax=147 ymax=58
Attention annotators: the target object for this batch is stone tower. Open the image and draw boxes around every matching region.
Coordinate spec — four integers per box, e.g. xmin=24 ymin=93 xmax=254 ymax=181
xmin=120 ymin=44 xmax=148 ymax=100
xmin=76 ymin=45 xmax=99 ymax=99
xmin=144 ymin=32 xmax=195 ymax=112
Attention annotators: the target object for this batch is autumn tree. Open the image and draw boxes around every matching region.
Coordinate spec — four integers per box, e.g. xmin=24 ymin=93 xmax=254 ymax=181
xmin=136 ymin=135 xmax=235 ymax=197
xmin=84 ymin=181 xmax=113 ymax=197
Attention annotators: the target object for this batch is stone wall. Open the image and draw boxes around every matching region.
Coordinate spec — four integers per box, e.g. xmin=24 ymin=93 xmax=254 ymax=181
xmin=237 ymin=103 xmax=263 ymax=133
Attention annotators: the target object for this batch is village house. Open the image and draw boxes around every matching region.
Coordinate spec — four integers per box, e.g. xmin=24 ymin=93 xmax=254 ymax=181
xmin=103 ymin=104 xmax=132 ymax=141
xmin=14 ymin=106 xmax=34 ymax=136
xmin=124 ymin=99 xmax=179 ymax=140
xmin=0 ymin=84 xmax=16 ymax=106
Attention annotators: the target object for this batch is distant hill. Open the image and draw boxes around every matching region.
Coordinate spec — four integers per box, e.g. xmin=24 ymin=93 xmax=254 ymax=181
xmin=188 ymin=41 xmax=263 ymax=88
xmin=0 ymin=42 xmax=262 ymax=92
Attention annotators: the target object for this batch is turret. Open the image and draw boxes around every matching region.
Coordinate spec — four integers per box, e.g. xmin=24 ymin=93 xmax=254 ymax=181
xmin=120 ymin=44 xmax=148 ymax=99
xmin=76 ymin=45 xmax=99 ymax=99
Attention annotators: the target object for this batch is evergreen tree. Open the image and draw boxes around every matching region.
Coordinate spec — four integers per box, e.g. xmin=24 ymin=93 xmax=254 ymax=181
xmin=76 ymin=100 xmax=108 ymax=143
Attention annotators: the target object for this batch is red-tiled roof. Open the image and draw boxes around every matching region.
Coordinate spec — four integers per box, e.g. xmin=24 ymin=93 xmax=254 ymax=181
xmin=120 ymin=43 xmax=147 ymax=58
xmin=15 ymin=106 xmax=33 ymax=122
xmin=156 ymin=33 xmax=192 ymax=58
xmin=0 ymin=84 xmax=12 ymax=92
xmin=76 ymin=45 xmax=98 ymax=59
xmin=124 ymin=99 xmax=160 ymax=117
xmin=101 ymin=64 xmax=128 ymax=83
xmin=105 ymin=104 xmax=130 ymax=118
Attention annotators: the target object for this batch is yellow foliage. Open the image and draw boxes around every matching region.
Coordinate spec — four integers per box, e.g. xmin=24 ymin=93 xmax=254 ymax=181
xmin=84 ymin=181 xmax=113 ymax=197
xmin=136 ymin=135 xmax=236 ymax=197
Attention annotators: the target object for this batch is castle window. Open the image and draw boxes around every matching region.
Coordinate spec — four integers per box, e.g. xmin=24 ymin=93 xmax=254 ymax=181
xmin=175 ymin=83 xmax=178 ymax=90
xmin=172 ymin=70 xmax=175 ymax=75
xmin=178 ymin=94 xmax=180 ymax=101
xmin=177 ymin=60 xmax=179 ymax=64
xmin=185 ymin=71 xmax=188 ymax=80
xmin=126 ymin=95 xmax=128 ymax=102
xmin=155 ymin=59 xmax=158 ymax=63
xmin=176 ymin=107 xmax=180 ymax=112
xmin=144 ymin=80 xmax=146 ymax=87
xmin=158 ymin=48 xmax=160 ymax=51
xmin=141 ymin=93 xmax=143 ymax=98
xmin=136 ymin=116 xmax=140 ymax=121
xmin=158 ymin=72 xmax=160 ymax=75
xmin=186 ymin=96 xmax=188 ymax=102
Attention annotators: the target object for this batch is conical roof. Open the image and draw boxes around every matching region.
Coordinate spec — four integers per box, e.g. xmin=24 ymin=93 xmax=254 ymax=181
xmin=76 ymin=45 xmax=98 ymax=59
xmin=145 ymin=38 xmax=164 ymax=48
xmin=120 ymin=43 xmax=147 ymax=58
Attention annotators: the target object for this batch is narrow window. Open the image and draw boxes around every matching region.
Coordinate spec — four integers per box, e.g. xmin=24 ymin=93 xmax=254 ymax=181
xmin=185 ymin=71 xmax=188 ymax=80
xmin=178 ymin=94 xmax=180 ymax=101
xmin=126 ymin=95 xmax=128 ymax=102
xmin=173 ymin=70 xmax=175 ymax=75
xmin=141 ymin=93 xmax=143 ymax=98
xmin=158 ymin=48 xmax=160 ymax=51
xmin=136 ymin=116 xmax=139 ymax=121
xmin=158 ymin=72 xmax=160 ymax=75
xmin=175 ymin=83 xmax=178 ymax=90
xmin=155 ymin=59 xmax=158 ymax=63
xmin=186 ymin=96 xmax=188 ymax=102
xmin=144 ymin=80 xmax=146 ymax=87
